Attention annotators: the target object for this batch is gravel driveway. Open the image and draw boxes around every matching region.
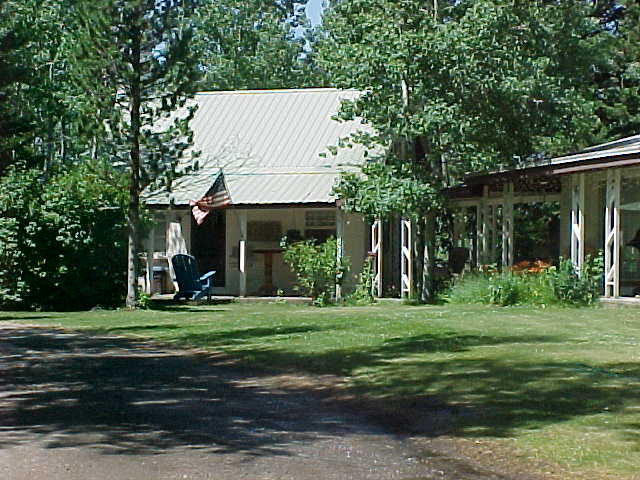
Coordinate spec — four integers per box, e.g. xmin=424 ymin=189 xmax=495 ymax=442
xmin=0 ymin=323 xmax=516 ymax=480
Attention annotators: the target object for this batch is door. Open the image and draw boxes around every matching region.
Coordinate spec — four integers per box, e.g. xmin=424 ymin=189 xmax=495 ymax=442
xmin=191 ymin=210 xmax=226 ymax=287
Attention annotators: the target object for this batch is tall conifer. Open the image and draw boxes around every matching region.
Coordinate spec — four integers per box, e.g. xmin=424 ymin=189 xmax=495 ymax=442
xmin=74 ymin=0 xmax=201 ymax=307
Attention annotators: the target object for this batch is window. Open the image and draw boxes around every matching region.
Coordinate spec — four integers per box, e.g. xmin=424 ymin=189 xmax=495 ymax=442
xmin=304 ymin=210 xmax=336 ymax=242
xmin=248 ymin=221 xmax=282 ymax=242
xmin=305 ymin=210 xmax=335 ymax=228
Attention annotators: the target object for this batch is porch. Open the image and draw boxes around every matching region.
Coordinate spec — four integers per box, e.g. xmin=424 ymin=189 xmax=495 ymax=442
xmin=141 ymin=205 xmax=368 ymax=298
xmin=446 ymin=135 xmax=640 ymax=300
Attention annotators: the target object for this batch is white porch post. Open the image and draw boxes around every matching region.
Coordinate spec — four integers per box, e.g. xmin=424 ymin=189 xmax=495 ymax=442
xmin=604 ymin=169 xmax=621 ymax=298
xmin=238 ymin=211 xmax=247 ymax=297
xmin=371 ymin=220 xmax=383 ymax=297
xmin=400 ymin=218 xmax=413 ymax=298
xmin=488 ymin=204 xmax=497 ymax=264
xmin=477 ymin=185 xmax=490 ymax=266
xmin=571 ymin=174 xmax=585 ymax=273
xmin=335 ymin=209 xmax=345 ymax=300
xmin=145 ymin=225 xmax=154 ymax=294
xmin=501 ymin=182 xmax=515 ymax=268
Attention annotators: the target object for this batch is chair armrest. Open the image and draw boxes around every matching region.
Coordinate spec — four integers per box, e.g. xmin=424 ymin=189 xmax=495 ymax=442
xmin=200 ymin=271 xmax=216 ymax=283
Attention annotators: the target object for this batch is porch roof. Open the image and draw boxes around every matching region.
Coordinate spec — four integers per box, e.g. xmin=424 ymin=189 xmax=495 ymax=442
xmin=449 ymin=133 xmax=640 ymax=198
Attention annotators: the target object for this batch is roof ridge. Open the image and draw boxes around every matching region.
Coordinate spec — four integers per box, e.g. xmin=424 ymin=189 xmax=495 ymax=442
xmin=196 ymin=88 xmax=346 ymax=96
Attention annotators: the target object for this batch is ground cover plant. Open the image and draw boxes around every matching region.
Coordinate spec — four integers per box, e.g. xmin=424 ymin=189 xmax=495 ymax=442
xmin=3 ymin=302 xmax=640 ymax=479
xmin=447 ymin=257 xmax=603 ymax=307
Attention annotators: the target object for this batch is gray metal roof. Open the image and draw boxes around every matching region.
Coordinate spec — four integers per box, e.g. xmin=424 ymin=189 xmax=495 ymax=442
xmin=144 ymin=88 xmax=372 ymax=206
xmin=550 ymin=134 xmax=640 ymax=165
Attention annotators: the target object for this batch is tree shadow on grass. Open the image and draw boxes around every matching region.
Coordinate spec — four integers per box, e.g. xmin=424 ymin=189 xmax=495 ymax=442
xmin=169 ymin=328 xmax=640 ymax=442
xmin=0 ymin=326 xmax=358 ymax=456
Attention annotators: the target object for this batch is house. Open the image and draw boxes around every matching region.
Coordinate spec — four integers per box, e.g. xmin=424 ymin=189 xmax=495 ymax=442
xmin=447 ymin=134 xmax=640 ymax=300
xmin=142 ymin=88 xmax=375 ymax=297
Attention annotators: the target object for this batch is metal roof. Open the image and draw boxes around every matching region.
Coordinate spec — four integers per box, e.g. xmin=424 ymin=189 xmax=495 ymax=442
xmin=144 ymin=88 xmax=372 ymax=206
xmin=549 ymin=134 xmax=640 ymax=165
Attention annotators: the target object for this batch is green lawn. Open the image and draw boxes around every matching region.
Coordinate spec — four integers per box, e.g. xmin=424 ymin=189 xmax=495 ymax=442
xmin=3 ymin=302 xmax=640 ymax=478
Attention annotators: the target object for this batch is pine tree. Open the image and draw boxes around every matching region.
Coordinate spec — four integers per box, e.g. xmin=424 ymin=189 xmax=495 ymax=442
xmin=196 ymin=0 xmax=324 ymax=90
xmin=74 ymin=0 xmax=202 ymax=307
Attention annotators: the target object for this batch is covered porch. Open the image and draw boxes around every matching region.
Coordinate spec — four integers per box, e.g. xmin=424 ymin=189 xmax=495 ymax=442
xmin=141 ymin=204 xmax=368 ymax=298
xmin=447 ymin=135 xmax=640 ymax=300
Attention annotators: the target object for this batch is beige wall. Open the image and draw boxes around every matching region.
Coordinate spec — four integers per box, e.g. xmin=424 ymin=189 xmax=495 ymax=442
xmin=225 ymin=207 xmax=367 ymax=296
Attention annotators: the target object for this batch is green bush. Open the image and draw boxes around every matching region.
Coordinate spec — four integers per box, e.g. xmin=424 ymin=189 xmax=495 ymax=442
xmin=549 ymin=256 xmax=603 ymax=306
xmin=345 ymin=256 xmax=375 ymax=305
xmin=0 ymin=163 xmax=128 ymax=310
xmin=447 ymin=257 xmax=602 ymax=307
xmin=281 ymin=236 xmax=349 ymax=306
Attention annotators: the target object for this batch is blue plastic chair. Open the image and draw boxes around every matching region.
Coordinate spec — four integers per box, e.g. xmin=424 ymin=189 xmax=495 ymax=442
xmin=171 ymin=254 xmax=216 ymax=301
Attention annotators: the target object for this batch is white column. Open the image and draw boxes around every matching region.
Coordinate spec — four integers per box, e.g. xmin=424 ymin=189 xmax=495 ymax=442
xmin=238 ymin=211 xmax=247 ymax=297
xmin=488 ymin=204 xmax=497 ymax=264
xmin=604 ymin=170 xmax=621 ymax=298
xmin=335 ymin=209 xmax=345 ymax=300
xmin=167 ymin=217 xmax=187 ymax=291
xmin=400 ymin=218 xmax=413 ymax=298
xmin=371 ymin=220 xmax=383 ymax=297
xmin=501 ymin=182 xmax=515 ymax=268
xmin=571 ymin=174 xmax=585 ymax=273
xmin=477 ymin=185 xmax=489 ymax=266
xmin=145 ymin=225 xmax=154 ymax=294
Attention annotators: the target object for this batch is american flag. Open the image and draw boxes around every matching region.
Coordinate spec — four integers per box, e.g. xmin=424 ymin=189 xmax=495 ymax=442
xmin=189 ymin=189 xmax=232 ymax=225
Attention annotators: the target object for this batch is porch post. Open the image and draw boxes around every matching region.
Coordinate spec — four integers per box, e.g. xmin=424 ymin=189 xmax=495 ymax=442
xmin=238 ymin=210 xmax=247 ymax=297
xmin=570 ymin=174 xmax=585 ymax=273
xmin=145 ymin=225 xmax=154 ymax=295
xmin=371 ymin=219 xmax=383 ymax=297
xmin=489 ymin=204 xmax=497 ymax=264
xmin=335 ymin=209 xmax=345 ymax=300
xmin=400 ymin=218 xmax=413 ymax=298
xmin=501 ymin=182 xmax=515 ymax=268
xmin=604 ymin=169 xmax=621 ymax=298
xmin=477 ymin=185 xmax=489 ymax=266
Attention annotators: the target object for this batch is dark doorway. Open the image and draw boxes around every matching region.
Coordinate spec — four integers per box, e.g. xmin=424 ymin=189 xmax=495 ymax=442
xmin=191 ymin=210 xmax=226 ymax=287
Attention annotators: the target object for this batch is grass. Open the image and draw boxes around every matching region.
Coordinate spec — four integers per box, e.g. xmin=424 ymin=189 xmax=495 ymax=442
xmin=3 ymin=302 xmax=640 ymax=478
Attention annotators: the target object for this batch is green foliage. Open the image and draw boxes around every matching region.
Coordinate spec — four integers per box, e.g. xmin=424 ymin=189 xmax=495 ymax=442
xmin=281 ymin=237 xmax=349 ymax=306
xmin=448 ymin=257 xmax=603 ymax=308
xmin=549 ymin=256 xmax=604 ymax=307
xmin=196 ymin=0 xmax=324 ymax=90
xmin=334 ymin=161 xmax=441 ymax=221
xmin=0 ymin=163 xmax=127 ymax=310
xmin=345 ymin=257 xmax=375 ymax=306
xmin=594 ymin=2 xmax=640 ymax=140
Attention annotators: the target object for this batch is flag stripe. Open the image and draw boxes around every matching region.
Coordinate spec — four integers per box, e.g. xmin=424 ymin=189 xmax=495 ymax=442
xmin=189 ymin=188 xmax=232 ymax=225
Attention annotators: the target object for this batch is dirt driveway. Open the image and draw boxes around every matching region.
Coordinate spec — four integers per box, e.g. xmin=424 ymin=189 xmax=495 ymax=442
xmin=0 ymin=323 xmax=519 ymax=480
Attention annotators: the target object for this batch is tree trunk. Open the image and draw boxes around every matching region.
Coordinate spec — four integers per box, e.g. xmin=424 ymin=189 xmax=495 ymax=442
xmin=413 ymin=213 xmax=436 ymax=303
xmin=126 ymin=22 xmax=142 ymax=309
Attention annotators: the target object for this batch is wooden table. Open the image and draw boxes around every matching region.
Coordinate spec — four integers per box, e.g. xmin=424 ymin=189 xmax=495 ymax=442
xmin=253 ymin=248 xmax=283 ymax=296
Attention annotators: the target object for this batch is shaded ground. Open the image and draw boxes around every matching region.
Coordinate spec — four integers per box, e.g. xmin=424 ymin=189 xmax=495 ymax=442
xmin=0 ymin=323 xmax=527 ymax=480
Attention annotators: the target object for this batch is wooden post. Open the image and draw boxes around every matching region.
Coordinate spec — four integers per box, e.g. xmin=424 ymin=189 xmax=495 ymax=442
xmin=371 ymin=220 xmax=382 ymax=297
xmin=571 ymin=174 xmax=585 ymax=273
xmin=400 ymin=218 xmax=413 ymax=298
xmin=604 ymin=170 xmax=621 ymax=297
xmin=335 ymin=209 xmax=345 ymax=300
xmin=501 ymin=182 xmax=515 ymax=268
xmin=145 ymin=224 xmax=154 ymax=294
xmin=477 ymin=185 xmax=490 ymax=266
xmin=238 ymin=211 xmax=247 ymax=297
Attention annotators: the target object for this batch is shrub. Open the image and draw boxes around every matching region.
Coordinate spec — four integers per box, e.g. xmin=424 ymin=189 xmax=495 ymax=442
xmin=0 ymin=163 xmax=128 ymax=310
xmin=549 ymin=256 xmax=603 ymax=306
xmin=281 ymin=236 xmax=349 ymax=306
xmin=345 ymin=256 xmax=375 ymax=305
xmin=447 ymin=256 xmax=602 ymax=307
